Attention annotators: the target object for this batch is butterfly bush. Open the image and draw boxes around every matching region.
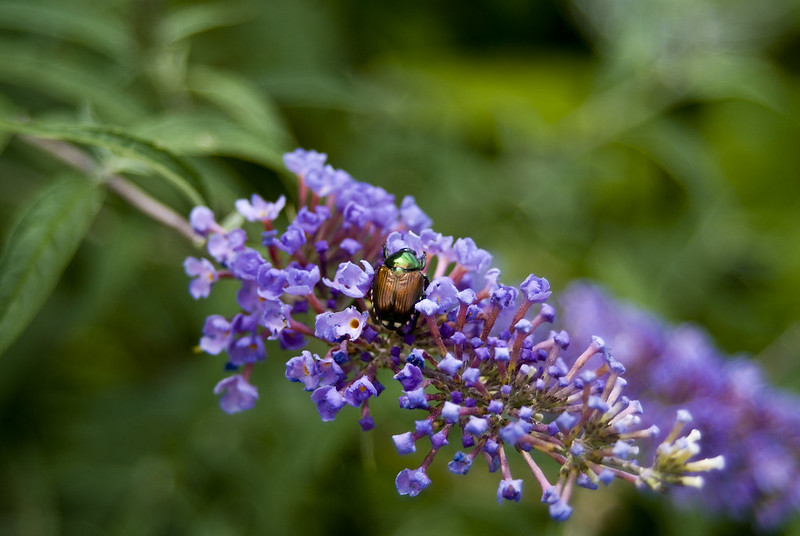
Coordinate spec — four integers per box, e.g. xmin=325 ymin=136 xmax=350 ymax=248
xmin=560 ymin=282 xmax=800 ymax=529
xmin=184 ymin=149 xmax=723 ymax=520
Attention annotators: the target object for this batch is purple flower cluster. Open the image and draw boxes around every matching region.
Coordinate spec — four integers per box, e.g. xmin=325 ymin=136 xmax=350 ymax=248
xmin=560 ymin=282 xmax=800 ymax=529
xmin=185 ymin=149 xmax=722 ymax=520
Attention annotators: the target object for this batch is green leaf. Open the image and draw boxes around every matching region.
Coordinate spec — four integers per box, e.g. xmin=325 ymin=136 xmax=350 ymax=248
xmin=0 ymin=0 xmax=131 ymax=60
xmin=0 ymin=38 xmax=146 ymax=122
xmin=0 ymin=176 xmax=105 ymax=357
xmin=187 ymin=65 xmax=293 ymax=142
xmin=131 ymin=111 xmax=288 ymax=170
xmin=0 ymin=119 xmax=208 ymax=207
xmin=162 ymin=2 xmax=254 ymax=44
xmin=130 ymin=111 xmax=295 ymax=195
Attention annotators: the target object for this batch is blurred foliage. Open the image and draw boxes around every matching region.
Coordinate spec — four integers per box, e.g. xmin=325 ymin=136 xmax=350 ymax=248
xmin=1 ymin=0 xmax=800 ymax=534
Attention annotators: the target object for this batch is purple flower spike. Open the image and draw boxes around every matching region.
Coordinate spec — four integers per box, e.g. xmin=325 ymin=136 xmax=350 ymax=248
xmin=311 ymin=385 xmax=346 ymax=421
xmin=235 ymin=194 xmax=286 ymax=222
xmin=191 ymin=149 xmax=730 ymax=522
xmin=344 ymin=376 xmax=378 ymax=407
xmin=396 ymin=468 xmax=431 ymax=497
xmin=285 ymin=350 xmax=319 ymax=391
xmin=322 ymin=260 xmax=374 ymax=298
xmin=497 ymin=479 xmax=523 ymax=503
xmin=213 ymin=375 xmax=259 ymax=414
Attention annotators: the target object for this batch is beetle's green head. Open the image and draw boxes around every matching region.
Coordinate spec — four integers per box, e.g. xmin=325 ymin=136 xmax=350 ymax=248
xmin=385 ymin=248 xmax=426 ymax=271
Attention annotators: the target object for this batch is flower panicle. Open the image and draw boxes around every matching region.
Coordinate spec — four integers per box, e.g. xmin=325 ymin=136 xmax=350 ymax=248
xmin=184 ymin=148 xmax=723 ymax=521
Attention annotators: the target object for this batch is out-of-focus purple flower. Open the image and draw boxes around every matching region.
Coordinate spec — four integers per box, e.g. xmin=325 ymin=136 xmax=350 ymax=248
xmin=213 ymin=375 xmax=258 ymax=414
xmin=448 ymin=451 xmax=473 ymax=474
xmin=184 ymin=257 xmax=218 ymax=299
xmin=189 ymin=206 xmax=220 ymax=236
xmin=283 ymin=148 xmax=327 ymax=176
xmin=559 ymin=282 xmax=800 ymax=529
xmin=207 ymin=228 xmax=247 ymax=265
xmin=452 ymin=237 xmax=492 ymax=273
xmin=199 ymin=314 xmax=232 ymax=354
xmin=339 ymin=238 xmax=362 ymax=255
xmin=305 ymin=164 xmax=353 ymax=197
xmin=400 ymin=195 xmax=433 ymax=233
xmin=231 ymin=249 xmax=267 ymax=281
xmin=228 ymin=333 xmax=266 ymax=365
xmin=497 ymin=479 xmax=523 ymax=503
xmin=236 ymin=194 xmax=286 ymax=222
xmin=273 ymin=223 xmax=307 ymax=255
xmin=295 ymin=205 xmax=330 ymax=234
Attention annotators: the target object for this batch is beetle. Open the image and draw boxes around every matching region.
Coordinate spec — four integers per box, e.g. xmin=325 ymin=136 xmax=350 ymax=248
xmin=370 ymin=245 xmax=429 ymax=333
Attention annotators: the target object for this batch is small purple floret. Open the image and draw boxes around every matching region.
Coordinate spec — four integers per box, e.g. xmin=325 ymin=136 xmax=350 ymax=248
xmin=213 ymin=375 xmax=259 ymax=414
xmin=497 ymin=479 xmax=523 ymax=503
xmin=395 ymin=468 xmax=431 ymax=497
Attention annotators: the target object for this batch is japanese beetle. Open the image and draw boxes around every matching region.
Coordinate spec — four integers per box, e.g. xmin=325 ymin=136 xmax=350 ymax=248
xmin=371 ymin=246 xmax=429 ymax=332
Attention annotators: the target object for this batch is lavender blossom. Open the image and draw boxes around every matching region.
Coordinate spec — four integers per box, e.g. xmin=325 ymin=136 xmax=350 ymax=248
xmin=185 ymin=149 xmax=723 ymax=521
xmin=560 ymin=282 xmax=800 ymax=529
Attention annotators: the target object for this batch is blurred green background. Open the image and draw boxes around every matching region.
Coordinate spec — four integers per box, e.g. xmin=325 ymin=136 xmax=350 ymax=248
xmin=1 ymin=0 xmax=800 ymax=534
